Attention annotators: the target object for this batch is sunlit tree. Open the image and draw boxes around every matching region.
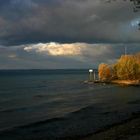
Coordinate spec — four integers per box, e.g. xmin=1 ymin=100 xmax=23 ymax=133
xmin=98 ymin=63 xmax=112 ymax=82
xmin=98 ymin=53 xmax=140 ymax=81
xmin=112 ymin=55 xmax=140 ymax=80
xmin=104 ymin=0 xmax=140 ymax=29
xmin=134 ymin=53 xmax=140 ymax=79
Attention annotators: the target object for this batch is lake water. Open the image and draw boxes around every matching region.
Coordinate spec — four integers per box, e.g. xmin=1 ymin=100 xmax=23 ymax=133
xmin=0 ymin=69 xmax=140 ymax=139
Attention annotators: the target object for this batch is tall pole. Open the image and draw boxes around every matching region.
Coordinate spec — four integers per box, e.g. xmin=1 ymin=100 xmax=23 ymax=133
xmin=125 ymin=46 xmax=127 ymax=56
xmin=89 ymin=69 xmax=93 ymax=82
xmin=94 ymin=70 xmax=96 ymax=81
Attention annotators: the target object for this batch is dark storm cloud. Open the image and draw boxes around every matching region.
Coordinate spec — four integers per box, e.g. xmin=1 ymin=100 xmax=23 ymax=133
xmin=0 ymin=0 xmax=140 ymax=45
xmin=0 ymin=0 xmax=140 ymax=69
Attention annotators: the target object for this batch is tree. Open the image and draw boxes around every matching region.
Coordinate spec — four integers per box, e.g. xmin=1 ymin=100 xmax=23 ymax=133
xmin=112 ymin=55 xmax=140 ymax=80
xmin=98 ymin=53 xmax=140 ymax=81
xmin=98 ymin=63 xmax=112 ymax=82
xmin=134 ymin=53 xmax=140 ymax=79
xmin=115 ymin=55 xmax=131 ymax=80
xmin=104 ymin=0 xmax=140 ymax=29
xmin=106 ymin=0 xmax=140 ymax=11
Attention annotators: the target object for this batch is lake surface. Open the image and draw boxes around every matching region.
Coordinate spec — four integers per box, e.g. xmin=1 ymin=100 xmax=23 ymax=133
xmin=0 ymin=69 xmax=140 ymax=139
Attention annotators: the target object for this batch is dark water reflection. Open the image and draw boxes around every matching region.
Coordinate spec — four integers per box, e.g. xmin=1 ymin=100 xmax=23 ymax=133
xmin=0 ymin=70 xmax=140 ymax=136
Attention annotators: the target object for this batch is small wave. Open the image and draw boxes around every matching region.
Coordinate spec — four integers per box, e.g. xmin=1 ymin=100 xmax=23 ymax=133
xmin=70 ymin=106 xmax=95 ymax=115
xmin=0 ymin=117 xmax=66 ymax=134
xmin=33 ymin=95 xmax=44 ymax=98
xmin=127 ymin=99 xmax=140 ymax=105
xmin=20 ymin=117 xmax=66 ymax=129
xmin=0 ymin=107 xmax=28 ymax=113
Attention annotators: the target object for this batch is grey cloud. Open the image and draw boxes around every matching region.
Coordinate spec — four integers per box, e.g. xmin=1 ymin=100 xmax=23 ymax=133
xmin=0 ymin=0 xmax=140 ymax=69
xmin=0 ymin=0 xmax=140 ymax=45
xmin=0 ymin=42 xmax=140 ymax=69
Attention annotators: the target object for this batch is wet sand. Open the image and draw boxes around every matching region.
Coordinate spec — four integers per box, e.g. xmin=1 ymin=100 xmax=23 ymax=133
xmin=80 ymin=114 xmax=140 ymax=140
xmin=1 ymin=112 xmax=140 ymax=140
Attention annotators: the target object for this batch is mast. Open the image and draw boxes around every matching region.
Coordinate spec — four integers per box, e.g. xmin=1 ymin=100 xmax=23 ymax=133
xmin=125 ymin=46 xmax=127 ymax=56
xmin=94 ymin=70 xmax=96 ymax=81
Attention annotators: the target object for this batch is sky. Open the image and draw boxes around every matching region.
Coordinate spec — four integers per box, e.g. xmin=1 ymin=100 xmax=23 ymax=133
xmin=0 ymin=0 xmax=140 ymax=69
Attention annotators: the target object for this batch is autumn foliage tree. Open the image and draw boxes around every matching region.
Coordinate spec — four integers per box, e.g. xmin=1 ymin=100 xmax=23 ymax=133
xmin=98 ymin=63 xmax=112 ymax=82
xmin=98 ymin=53 xmax=140 ymax=81
xmin=113 ymin=55 xmax=140 ymax=80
